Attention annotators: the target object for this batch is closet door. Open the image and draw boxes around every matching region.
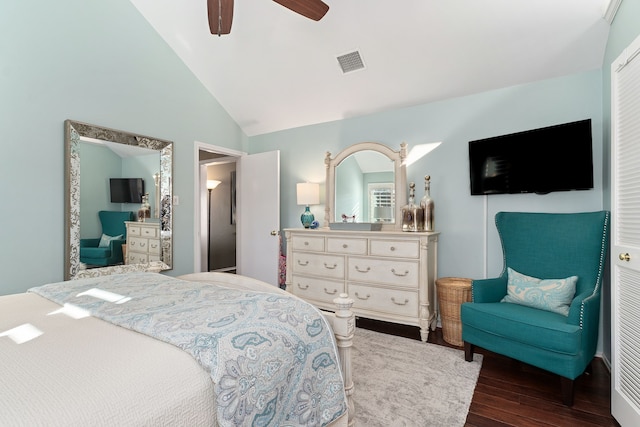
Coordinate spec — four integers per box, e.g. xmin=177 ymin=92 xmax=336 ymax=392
xmin=611 ymin=33 xmax=640 ymax=426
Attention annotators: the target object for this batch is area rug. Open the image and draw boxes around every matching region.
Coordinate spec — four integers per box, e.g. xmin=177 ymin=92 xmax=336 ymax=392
xmin=351 ymin=328 xmax=483 ymax=427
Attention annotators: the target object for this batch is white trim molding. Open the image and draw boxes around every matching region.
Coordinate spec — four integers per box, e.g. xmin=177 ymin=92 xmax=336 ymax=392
xmin=604 ymin=0 xmax=622 ymax=24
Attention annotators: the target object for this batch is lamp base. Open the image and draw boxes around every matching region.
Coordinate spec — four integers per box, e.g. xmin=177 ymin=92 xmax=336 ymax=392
xmin=300 ymin=206 xmax=314 ymax=229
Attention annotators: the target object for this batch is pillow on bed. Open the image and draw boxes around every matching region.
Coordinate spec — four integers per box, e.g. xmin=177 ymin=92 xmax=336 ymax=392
xmin=98 ymin=233 xmax=123 ymax=248
xmin=500 ymin=267 xmax=577 ymax=316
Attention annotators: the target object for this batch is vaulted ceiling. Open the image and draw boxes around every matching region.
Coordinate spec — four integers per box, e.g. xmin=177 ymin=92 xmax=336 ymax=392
xmin=130 ymin=0 xmax=612 ymax=136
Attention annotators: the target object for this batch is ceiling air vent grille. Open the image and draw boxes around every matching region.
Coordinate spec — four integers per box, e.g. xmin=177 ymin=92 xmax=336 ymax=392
xmin=337 ymin=50 xmax=365 ymax=74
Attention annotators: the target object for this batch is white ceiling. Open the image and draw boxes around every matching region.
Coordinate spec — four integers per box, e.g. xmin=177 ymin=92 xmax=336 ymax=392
xmin=129 ymin=0 xmax=612 ymax=137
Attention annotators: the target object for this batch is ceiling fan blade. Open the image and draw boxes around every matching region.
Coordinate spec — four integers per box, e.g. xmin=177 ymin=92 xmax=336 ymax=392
xmin=272 ymin=0 xmax=329 ymax=21
xmin=207 ymin=0 xmax=234 ymax=35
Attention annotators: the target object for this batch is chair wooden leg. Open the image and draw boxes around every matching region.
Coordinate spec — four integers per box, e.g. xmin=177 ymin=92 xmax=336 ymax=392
xmin=560 ymin=377 xmax=575 ymax=406
xmin=584 ymin=361 xmax=593 ymax=375
xmin=464 ymin=341 xmax=474 ymax=362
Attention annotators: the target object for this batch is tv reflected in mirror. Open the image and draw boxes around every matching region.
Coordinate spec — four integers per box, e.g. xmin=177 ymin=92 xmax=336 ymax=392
xmin=469 ymin=119 xmax=593 ymax=195
xmin=110 ymin=178 xmax=145 ymax=203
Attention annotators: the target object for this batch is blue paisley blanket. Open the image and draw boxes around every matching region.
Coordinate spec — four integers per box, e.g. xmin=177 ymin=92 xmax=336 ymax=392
xmin=29 ymin=272 xmax=346 ymax=427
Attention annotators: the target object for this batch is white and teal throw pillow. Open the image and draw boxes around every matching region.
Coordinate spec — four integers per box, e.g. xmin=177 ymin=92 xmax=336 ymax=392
xmin=501 ymin=267 xmax=577 ymax=316
xmin=98 ymin=233 xmax=123 ymax=248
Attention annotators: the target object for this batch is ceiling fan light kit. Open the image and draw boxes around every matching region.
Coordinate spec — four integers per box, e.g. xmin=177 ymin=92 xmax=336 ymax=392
xmin=208 ymin=0 xmax=329 ymax=36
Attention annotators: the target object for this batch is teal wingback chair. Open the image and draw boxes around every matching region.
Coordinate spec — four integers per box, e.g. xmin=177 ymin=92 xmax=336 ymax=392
xmin=80 ymin=211 xmax=135 ymax=267
xmin=460 ymin=211 xmax=610 ymax=406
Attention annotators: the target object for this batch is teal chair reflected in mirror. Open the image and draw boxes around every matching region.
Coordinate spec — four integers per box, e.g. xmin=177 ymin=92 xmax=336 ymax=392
xmin=80 ymin=211 xmax=135 ymax=267
xmin=461 ymin=211 xmax=610 ymax=406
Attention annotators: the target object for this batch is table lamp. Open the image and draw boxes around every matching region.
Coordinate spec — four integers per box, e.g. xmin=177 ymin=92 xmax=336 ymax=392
xmin=296 ymin=182 xmax=320 ymax=228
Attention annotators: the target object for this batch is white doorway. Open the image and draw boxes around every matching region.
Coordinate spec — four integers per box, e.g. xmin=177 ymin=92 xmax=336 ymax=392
xmin=194 ymin=142 xmax=281 ymax=286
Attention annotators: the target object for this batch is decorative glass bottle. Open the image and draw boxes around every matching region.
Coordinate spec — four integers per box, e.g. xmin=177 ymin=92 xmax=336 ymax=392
xmin=420 ymin=175 xmax=435 ymax=232
xmin=401 ymin=182 xmax=424 ymax=232
xmin=138 ymin=193 xmax=151 ymax=222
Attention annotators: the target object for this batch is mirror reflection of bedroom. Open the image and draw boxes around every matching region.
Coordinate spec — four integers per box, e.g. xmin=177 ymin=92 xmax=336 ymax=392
xmin=79 ymin=139 xmax=160 ymax=269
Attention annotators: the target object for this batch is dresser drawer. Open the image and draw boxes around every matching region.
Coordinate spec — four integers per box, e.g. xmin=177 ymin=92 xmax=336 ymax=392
xmin=129 ymin=237 xmax=150 ymax=253
xmin=290 ymin=275 xmax=344 ymax=305
xmin=349 ymin=284 xmax=419 ymax=317
xmin=141 ymin=227 xmax=158 ymax=238
xmin=148 ymin=239 xmax=161 ymax=255
xmin=128 ymin=253 xmax=149 ymax=264
xmin=327 ymin=237 xmax=367 ymax=255
xmin=128 ymin=225 xmax=142 ymax=237
xmin=370 ymin=239 xmax=420 ymax=258
xmin=292 ymin=252 xmax=344 ymax=279
xmin=291 ymin=235 xmax=325 ymax=252
xmin=348 ymin=257 xmax=419 ymax=288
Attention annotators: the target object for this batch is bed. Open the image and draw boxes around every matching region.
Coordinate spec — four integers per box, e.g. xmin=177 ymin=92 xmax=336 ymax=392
xmin=0 ymin=269 xmax=354 ymax=426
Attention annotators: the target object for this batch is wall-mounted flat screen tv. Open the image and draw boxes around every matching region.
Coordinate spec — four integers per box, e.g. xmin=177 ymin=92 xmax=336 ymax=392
xmin=109 ymin=178 xmax=145 ymax=203
xmin=469 ymin=119 xmax=593 ymax=195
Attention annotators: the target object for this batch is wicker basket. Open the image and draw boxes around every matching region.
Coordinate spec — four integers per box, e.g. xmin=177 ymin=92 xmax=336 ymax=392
xmin=436 ymin=277 xmax=472 ymax=346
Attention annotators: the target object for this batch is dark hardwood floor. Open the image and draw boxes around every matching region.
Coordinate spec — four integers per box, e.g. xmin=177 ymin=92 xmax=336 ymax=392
xmin=356 ymin=318 xmax=619 ymax=427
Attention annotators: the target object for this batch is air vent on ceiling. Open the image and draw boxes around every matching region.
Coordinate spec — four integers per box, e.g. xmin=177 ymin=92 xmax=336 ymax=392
xmin=337 ymin=50 xmax=365 ymax=74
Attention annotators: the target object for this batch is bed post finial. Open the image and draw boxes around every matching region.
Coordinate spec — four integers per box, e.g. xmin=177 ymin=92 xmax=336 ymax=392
xmin=333 ymin=293 xmax=355 ymax=427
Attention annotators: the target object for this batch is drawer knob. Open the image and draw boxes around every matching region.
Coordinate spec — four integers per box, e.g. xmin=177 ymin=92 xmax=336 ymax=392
xmin=355 ymin=266 xmax=371 ymax=273
xmin=355 ymin=292 xmax=371 ymax=300
xmin=390 ymin=246 xmax=396 ymax=251
xmin=391 ymin=297 xmax=409 ymax=306
xmin=297 ymin=260 xmax=309 ymax=266
xmin=324 ymin=288 xmax=338 ymax=295
xmin=391 ymin=268 xmax=409 ymax=277
xmin=297 ymin=283 xmax=309 ymax=290
xmin=324 ymin=263 xmax=337 ymax=270
xmin=342 ymin=244 xmax=348 ymax=248
xmin=304 ymin=241 xmax=309 ymax=246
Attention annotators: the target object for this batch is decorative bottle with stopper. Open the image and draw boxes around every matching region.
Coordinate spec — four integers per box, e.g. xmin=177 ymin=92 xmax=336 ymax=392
xmin=420 ymin=175 xmax=435 ymax=232
xmin=401 ymin=182 xmax=424 ymax=232
xmin=138 ymin=193 xmax=151 ymax=222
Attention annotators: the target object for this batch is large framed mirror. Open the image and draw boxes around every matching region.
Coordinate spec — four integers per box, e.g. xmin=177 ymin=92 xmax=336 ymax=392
xmin=64 ymin=120 xmax=173 ymax=279
xmin=325 ymin=142 xmax=407 ymax=231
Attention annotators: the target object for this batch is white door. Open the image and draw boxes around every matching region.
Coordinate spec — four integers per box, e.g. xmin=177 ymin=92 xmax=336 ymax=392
xmin=237 ymin=150 xmax=281 ymax=285
xmin=611 ymin=33 xmax=640 ymax=426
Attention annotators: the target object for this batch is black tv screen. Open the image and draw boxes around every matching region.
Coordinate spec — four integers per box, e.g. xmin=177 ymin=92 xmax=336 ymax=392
xmin=469 ymin=119 xmax=593 ymax=195
xmin=109 ymin=178 xmax=145 ymax=203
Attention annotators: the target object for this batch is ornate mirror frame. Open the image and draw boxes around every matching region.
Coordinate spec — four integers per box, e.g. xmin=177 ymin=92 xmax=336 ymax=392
xmin=325 ymin=142 xmax=407 ymax=231
xmin=64 ymin=120 xmax=173 ymax=279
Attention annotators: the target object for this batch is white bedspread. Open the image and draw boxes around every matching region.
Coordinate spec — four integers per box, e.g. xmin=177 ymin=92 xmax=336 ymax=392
xmin=0 ymin=292 xmax=216 ymax=426
xmin=0 ymin=272 xmax=348 ymax=427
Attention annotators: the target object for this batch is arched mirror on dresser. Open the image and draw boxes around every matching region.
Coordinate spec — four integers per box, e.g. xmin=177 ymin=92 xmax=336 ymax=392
xmin=64 ymin=120 xmax=173 ymax=280
xmin=324 ymin=142 xmax=407 ymax=230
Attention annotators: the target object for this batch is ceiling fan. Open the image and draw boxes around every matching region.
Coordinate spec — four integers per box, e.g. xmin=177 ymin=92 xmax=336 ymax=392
xmin=208 ymin=0 xmax=329 ymax=36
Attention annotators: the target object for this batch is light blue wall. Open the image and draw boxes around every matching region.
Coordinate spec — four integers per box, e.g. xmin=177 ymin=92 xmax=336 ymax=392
xmin=599 ymin=0 xmax=640 ymax=363
xmin=250 ymin=70 xmax=604 ymax=283
xmin=0 ymin=0 xmax=245 ymax=295
xmin=79 ymin=143 xmax=124 ymax=238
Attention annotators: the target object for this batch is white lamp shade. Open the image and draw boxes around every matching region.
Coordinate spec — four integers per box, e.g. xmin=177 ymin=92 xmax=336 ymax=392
xmin=207 ymin=180 xmax=222 ymax=190
xmin=296 ymin=182 xmax=320 ymax=205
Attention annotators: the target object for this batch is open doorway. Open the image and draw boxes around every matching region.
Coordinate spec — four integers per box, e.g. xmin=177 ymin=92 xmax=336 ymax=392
xmin=194 ymin=142 xmax=281 ymax=285
xmin=195 ymin=142 xmax=244 ymax=273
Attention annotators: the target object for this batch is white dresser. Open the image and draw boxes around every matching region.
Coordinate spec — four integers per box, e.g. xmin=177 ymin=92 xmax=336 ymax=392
xmin=125 ymin=221 xmax=162 ymax=265
xmin=284 ymin=228 xmax=439 ymax=341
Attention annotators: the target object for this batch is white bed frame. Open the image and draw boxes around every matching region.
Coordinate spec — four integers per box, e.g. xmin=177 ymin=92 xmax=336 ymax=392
xmin=322 ymin=293 xmax=355 ymax=427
